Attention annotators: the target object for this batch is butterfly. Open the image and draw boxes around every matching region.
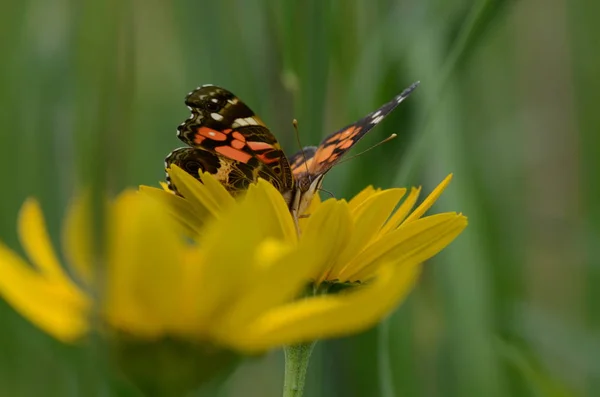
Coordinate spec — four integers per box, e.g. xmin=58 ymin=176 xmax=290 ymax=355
xmin=165 ymin=82 xmax=419 ymax=220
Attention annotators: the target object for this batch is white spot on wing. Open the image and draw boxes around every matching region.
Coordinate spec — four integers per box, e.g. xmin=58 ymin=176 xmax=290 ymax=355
xmin=371 ymin=115 xmax=384 ymax=124
xmin=234 ymin=118 xmax=249 ymax=126
xmin=211 ymin=112 xmax=224 ymax=121
xmin=211 ymin=98 xmax=219 ymax=103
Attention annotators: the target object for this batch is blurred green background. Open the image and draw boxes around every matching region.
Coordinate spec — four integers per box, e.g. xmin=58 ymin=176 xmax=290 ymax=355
xmin=1 ymin=0 xmax=598 ymax=396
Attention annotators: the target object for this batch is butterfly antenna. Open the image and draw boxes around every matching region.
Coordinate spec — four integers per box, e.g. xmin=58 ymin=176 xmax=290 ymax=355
xmin=336 ymin=133 xmax=398 ymax=166
xmin=293 ymin=119 xmax=311 ymax=180
xmin=317 ymin=187 xmax=335 ymax=199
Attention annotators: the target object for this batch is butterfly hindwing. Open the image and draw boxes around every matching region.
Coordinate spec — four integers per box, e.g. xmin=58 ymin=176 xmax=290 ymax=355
xmin=165 ymin=147 xmax=269 ymax=194
xmin=289 ymin=146 xmax=317 ymax=175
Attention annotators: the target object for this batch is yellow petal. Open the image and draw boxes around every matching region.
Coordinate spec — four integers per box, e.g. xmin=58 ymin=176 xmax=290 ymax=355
xmin=403 ymin=174 xmax=453 ymax=223
xmin=227 ymin=262 xmax=420 ymax=353
xmin=171 ymin=248 xmax=209 ymax=336
xmin=19 ymin=199 xmax=65 ymax=277
xmin=298 ymin=190 xmax=322 ymax=230
xmin=61 ymin=193 xmax=93 ymax=285
xmin=348 ymin=185 xmax=380 ymax=212
xmin=211 ymin=240 xmax=294 ymax=330
xmin=299 ymin=199 xmax=353 ymax=283
xmin=245 ymin=179 xmax=297 ymax=243
xmin=18 ymin=199 xmax=83 ymax=297
xmin=139 ymin=185 xmax=208 ymax=236
xmin=159 ymin=181 xmax=172 ymax=192
xmin=327 ymin=188 xmax=406 ymax=280
xmin=378 ymin=187 xmax=421 ymax=235
xmin=167 ymin=165 xmax=234 ymax=217
xmin=307 ymin=190 xmax=322 ymax=212
xmin=214 ymin=237 xmax=330 ymax=335
xmin=104 ymin=191 xmax=186 ymax=338
xmin=190 ymin=183 xmax=294 ymax=326
xmin=0 ymin=242 xmax=89 ymax=342
xmin=344 ymin=213 xmax=467 ymax=281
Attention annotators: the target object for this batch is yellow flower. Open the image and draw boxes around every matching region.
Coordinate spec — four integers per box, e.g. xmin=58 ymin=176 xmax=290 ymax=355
xmin=0 ymin=186 xmax=295 ymax=350
xmin=140 ymin=166 xmax=467 ymax=345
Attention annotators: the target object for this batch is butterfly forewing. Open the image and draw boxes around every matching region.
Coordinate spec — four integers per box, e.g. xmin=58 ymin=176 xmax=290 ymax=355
xmin=308 ymin=81 xmax=420 ymax=177
xmin=172 ymin=85 xmax=294 ymax=197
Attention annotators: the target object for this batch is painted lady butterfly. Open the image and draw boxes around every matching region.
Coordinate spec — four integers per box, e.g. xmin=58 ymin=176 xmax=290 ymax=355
xmin=166 ymin=82 xmax=419 ymax=219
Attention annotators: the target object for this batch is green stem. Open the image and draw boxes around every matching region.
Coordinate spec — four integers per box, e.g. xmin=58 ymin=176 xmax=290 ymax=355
xmin=282 ymin=342 xmax=317 ymax=397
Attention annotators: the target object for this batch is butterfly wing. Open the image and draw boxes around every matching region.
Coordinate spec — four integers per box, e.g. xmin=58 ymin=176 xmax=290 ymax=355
xmin=169 ymin=85 xmax=294 ymax=197
xmin=289 ymin=146 xmax=317 ymax=179
xmin=307 ymin=82 xmax=420 ymax=178
xmin=165 ymin=147 xmax=278 ymax=194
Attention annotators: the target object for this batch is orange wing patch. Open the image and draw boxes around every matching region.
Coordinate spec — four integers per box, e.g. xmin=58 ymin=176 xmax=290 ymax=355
xmin=196 ymin=127 xmax=229 ymax=142
xmin=315 ymin=126 xmax=362 ymax=166
xmin=297 ymin=124 xmax=366 ymax=178
xmin=232 ymin=131 xmax=246 ymax=141
xmin=247 ymin=141 xmax=275 ymax=151
xmin=231 ymin=139 xmax=245 ymax=149
xmin=339 ymin=139 xmax=354 ymax=149
xmin=314 ymin=144 xmax=335 ymax=164
xmin=215 ymin=145 xmax=252 ymax=163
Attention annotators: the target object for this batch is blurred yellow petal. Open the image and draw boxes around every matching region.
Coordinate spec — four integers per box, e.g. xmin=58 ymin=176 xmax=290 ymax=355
xmin=0 ymin=242 xmax=89 ymax=342
xmin=61 ymin=193 xmax=93 ymax=284
xmin=104 ymin=191 xmax=186 ymax=337
xmin=404 ymin=174 xmax=453 ymax=223
xmin=168 ymin=165 xmax=234 ymax=217
xmin=171 ymin=249 xmax=209 ymax=336
xmin=139 ymin=185 xmax=207 ymax=236
xmin=18 ymin=199 xmax=83 ymax=297
xmin=212 ymin=239 xmax=295 ymax=333
xmin=19 ymin=199 xmax=64 ymax=278
xmin=190 ymin=182 xmax=295 ymax=326
xmin=230 ymin=262 xmax=420 ymax=353
xmin=344 ymin=213 xmax=467 ymax=281
xmin=215 ymin=237 xmax=328 ymax=338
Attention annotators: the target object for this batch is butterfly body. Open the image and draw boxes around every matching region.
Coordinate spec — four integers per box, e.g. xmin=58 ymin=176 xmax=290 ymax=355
xmin=166 ymin=82 xmax=419 ymax=218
